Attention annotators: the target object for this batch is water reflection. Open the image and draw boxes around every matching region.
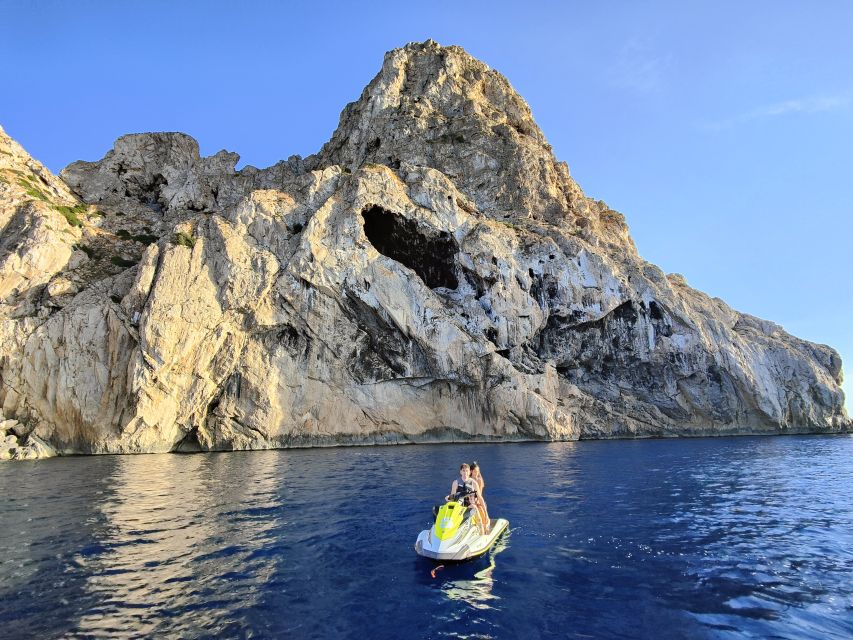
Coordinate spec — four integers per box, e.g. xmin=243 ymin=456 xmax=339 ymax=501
xmin=70 ymin=452 xmax=286 ymax=637
xmin=0 ymin=456 xmax=121 ymax=634
xmin=0 ymin=456 xmax=117 ymax=593
xmin=441 ymin=533 xmax=510 ymax=611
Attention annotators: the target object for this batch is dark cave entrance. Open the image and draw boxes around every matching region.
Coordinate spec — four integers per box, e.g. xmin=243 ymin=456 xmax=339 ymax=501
xmin=361 ymin=205 xmax=458 ymax=289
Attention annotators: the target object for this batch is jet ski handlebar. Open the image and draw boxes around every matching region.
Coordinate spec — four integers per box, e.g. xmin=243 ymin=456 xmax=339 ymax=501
xmin=446 ymin=486 xmax=479 ymax=502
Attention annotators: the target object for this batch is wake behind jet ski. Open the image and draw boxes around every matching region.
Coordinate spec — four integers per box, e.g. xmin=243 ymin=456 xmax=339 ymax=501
xmin=415 ymin=463 xmax=508 ymax=562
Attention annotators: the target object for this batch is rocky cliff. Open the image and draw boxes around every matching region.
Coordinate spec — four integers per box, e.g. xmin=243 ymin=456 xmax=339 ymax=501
xmin=0 ymin=41 xmax=847 ymax=458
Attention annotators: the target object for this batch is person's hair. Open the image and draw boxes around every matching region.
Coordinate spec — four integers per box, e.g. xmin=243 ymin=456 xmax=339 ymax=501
xmin=470 ymin=461 xmax=479 ymax=472
xmin=459 ymin=463 xmax=470 ymax=471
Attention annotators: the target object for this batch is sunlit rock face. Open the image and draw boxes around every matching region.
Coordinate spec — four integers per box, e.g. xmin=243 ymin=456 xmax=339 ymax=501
xmin=0 ymin=41 xmax=848 ymax=457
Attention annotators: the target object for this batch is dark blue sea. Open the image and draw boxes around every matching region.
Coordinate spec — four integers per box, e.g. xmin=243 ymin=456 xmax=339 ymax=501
xmin=1 ymin=435 xmax=852 ymax=639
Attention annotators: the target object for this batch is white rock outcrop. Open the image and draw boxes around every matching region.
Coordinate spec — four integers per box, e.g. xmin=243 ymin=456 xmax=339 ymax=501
xmin=0 ymin=41 xmax=847 ymax=457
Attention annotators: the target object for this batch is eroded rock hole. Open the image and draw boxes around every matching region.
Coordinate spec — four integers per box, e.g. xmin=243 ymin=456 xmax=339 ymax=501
xmin=174 ymin=427 xmax=201 ymax=453
xmin=362 ymin=205 xmax=458 ymax=289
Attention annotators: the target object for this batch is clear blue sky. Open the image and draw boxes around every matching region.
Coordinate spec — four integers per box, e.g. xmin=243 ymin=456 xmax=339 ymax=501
xmin=2 ymin=1 xmax=850 ymax=410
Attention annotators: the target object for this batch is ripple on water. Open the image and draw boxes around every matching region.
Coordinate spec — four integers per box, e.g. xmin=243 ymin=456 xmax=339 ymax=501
xmin=0 ymin=436 xmax=852 ymax=639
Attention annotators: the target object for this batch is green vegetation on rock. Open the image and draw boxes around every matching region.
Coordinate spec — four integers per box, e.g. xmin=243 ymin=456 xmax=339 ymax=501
xmin=53 ymin=204 xmax=87 ymax=227
xmin=173 ymin=231 xmax=196 ymax=249
xmin=133 ymin=233 xmax=159 ymax=245
xmin=17 ymin=174 xmax=51 ymax=201
xmin=14 ymin=174 xmax=89 ymax=229
xmin=110 ymin=256 xmax=138 ymax=268
xmin=119 ymin=229 xmax=158 ymax=244
xmin=74 ymin=244 xmax=98 ymax=259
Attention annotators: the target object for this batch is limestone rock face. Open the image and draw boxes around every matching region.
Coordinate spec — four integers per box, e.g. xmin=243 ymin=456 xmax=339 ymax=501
xmin=0 ymin=126 xmax=83 ymax=304
xmin=0 ymin=41 xmax=848 ymax=458
xmin=61 ymin=132 xmax=304 ymax=218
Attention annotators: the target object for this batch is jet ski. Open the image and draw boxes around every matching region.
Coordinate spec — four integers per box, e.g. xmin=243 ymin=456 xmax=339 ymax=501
xmin=414 ymin=487 xmax=509 ymax=561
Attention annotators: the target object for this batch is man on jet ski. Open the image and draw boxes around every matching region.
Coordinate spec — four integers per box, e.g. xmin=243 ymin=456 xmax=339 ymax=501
xmin=446 ymin=463 xmax=487 ymax=535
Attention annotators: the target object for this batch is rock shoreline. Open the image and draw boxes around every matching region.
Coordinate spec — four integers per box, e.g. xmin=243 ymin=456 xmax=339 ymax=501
xmin=0 ymin=412 xmax=56 ymax=460
xmin=4 ymin=424 xmax=850 ymax=462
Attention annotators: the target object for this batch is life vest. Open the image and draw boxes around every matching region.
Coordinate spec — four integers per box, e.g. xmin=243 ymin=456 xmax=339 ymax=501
xmin=455 ymin=477 xmax=478 ymax=504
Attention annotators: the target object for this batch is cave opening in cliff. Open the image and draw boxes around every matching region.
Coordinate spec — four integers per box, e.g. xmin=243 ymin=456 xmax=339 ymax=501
xmin=361 ymin=205 xmax=459 ymax=289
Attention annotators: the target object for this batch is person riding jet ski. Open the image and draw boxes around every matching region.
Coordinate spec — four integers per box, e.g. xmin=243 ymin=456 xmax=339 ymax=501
xmin=415 ymin=463 xmax=508 ymax=561
xmin=446 ymin=463 xmax=487 ymax=535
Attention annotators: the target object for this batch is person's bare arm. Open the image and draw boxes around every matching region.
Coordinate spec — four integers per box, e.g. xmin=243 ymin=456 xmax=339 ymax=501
xmin=446 ymin=480 xmax=459 ymax=500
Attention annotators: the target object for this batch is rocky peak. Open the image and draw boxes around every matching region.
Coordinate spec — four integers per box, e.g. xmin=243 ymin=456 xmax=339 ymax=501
xmin=58 ymin=41 xmax=634 ymax=255
xmin=62 ymin=132 xmax=240 ymax=214
xmin=61 ymin=132 xmax=306 ymax=218
xmin=309 ymin=40 xmax=591 ymax=227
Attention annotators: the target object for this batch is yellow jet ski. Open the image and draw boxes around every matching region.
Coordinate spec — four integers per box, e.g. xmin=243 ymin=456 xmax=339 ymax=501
xmin=414 ymin=490 xmax=508 ymax=561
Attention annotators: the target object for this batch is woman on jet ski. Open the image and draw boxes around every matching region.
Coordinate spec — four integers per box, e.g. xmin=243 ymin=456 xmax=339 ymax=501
xmin=470 ymin=461 xmax=490 ymax=533
xmin=446 ymin=463 xmax=487 ymax=535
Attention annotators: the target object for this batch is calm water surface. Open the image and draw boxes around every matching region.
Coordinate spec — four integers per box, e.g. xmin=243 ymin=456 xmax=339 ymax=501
xmin=1 ymin=436 xmax=852 ymax=639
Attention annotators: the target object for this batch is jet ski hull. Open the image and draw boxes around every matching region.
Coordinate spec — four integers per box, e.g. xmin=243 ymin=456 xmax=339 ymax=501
xmin=415 ymin=518 xmax=508 ymax=561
